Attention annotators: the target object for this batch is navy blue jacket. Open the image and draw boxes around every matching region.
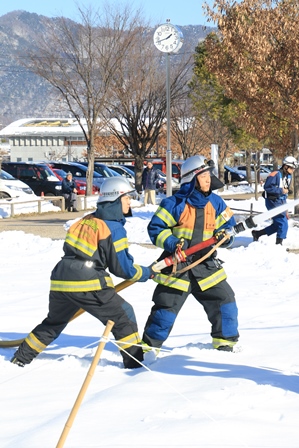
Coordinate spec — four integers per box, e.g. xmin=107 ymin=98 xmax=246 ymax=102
xmin=142 ymin=167 xmax=159 ymax=190
xmin=62 ymin=178 xmax=77 ymax=194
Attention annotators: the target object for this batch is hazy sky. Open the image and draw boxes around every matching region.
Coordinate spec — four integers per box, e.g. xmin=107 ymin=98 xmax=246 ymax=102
xmin=0 ymin=0 xmax=215 ymax=27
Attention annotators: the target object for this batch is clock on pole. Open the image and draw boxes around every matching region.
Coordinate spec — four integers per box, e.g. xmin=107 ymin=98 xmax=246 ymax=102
xmin=153 ymin=21 xmax=184 ymax=196
xmin=153 ymin=23 xmax=183 ymax=53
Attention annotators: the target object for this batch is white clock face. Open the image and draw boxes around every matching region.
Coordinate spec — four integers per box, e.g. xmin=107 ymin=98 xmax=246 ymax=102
xmin=154 ymin=24 xmax=182 ymax=53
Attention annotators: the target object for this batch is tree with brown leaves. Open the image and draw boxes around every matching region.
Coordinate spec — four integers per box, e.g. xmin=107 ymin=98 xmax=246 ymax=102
xmin=204 ymin=0 xmax=299 ymax=200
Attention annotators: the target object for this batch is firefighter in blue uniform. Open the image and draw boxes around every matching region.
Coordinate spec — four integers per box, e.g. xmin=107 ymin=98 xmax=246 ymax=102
xmin=252 ymin=156 xmax=297 ymax=245
xmin=142 ymin=155 xmax=242 ymax=352
xmin=11 ymin=177 xmax=156 ymax=369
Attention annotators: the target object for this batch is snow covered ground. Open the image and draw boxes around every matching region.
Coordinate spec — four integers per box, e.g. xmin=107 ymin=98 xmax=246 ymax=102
xmin=1 ymin=187 xmax=299 ymax=448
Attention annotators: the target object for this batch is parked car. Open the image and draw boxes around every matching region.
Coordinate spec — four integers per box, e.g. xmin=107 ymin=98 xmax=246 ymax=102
xmin=107 ymin=165 xmax=135 ymax=187
xmin=1 ymin=162 xmax=63 ymax=196
xmin=47 ymin=161 xmax=106 ymax=190
xmin=261 ymin=163 xmax=274 ymax=171
xmin=79 ymin=162 xmax=117 ymax=178
xmin=0 ymin=169 xmax=35 ymax=199
xmin=224 ymin=165 xmax=248 ymax=184
xmin=155 ymin=168 xmax=180 ymax=192
xmin=51 ymin=168 xmax=99 ymax=195
xmin=235 ymin=165 xmax=271 ymax=182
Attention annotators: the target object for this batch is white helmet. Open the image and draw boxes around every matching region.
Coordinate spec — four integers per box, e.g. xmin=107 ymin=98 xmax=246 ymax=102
xmin=283 ymin=156 xmax=298 ymax=169
xmin=97 ymin=177 xmax=135 ymax=203
xmin=180 ymin=155 xmax=213 ymax=185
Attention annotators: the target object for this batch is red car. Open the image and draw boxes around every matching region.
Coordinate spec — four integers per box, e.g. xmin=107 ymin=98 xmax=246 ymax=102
xmin=51 ymin=168 xmax=99 ymax=195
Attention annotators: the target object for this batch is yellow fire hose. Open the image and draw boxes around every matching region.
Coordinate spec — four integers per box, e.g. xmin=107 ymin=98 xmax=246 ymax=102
xmin=0 ymin=279 xmax=134 ymax=348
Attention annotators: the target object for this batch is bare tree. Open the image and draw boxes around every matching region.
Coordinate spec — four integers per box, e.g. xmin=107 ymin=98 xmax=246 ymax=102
xmin=189 ymin=41 xmax=243 ymax=183
xmin=170 ymin=98 xmax=209 ymax=160
xmin=19 ymin=3 xmax=146 ymax=194
xmin=102 ymin=31 xmax=192 ymax=191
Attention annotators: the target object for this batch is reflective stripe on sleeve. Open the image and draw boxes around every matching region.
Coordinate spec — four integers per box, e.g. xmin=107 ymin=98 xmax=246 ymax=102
xmin=156 ymin=229 xmax=173 ymax=248
xmin=130 ymin=264 xmax=143 ymax=281
xmin=113 ymin=237 xmax=129 ymax=253
xmin=155 ymin=206 xmax=177 ymax=227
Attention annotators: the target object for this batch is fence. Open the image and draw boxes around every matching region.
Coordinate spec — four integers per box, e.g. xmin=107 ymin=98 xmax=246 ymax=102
xmin=0 ymin=195 xmax=100 ymax=217
xmin=0 ymin=196 xmax=66 ymax=217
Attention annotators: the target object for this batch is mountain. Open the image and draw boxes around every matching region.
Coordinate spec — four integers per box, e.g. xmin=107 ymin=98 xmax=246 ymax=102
xmin=0 ymin=11 xmax=214 ymax=128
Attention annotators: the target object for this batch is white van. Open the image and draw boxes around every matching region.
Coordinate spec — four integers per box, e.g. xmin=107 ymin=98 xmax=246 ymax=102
xmin=0 ymin=169 xmax=35 ymax=199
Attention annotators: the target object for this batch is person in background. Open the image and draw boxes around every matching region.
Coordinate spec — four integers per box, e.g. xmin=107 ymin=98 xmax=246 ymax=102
xmin=252 ymin=156 xmax=298 ymax=245
xmin=142 ymin=155 xmax=255 ymax=354
xmin=142 ymin=161 xmax=159 ymax=205
xmin=62 ymin=171 xmax=78 ymax=212
xmin=11 ymin=177 xmax=157 ymax=369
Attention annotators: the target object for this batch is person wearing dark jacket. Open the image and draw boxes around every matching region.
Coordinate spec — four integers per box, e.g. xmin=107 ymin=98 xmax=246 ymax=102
xmin=11 ymin=177 xmax=157 ymax=369
xmin=252 ymin=156 xmax=297 ymax=245
xmin=62 ymin=172 xmax=78 ymax=212
xmin=142 ymin=161 xmax=160 ymax=205
xmin=141 ymin=155 xmax=254 ymax=354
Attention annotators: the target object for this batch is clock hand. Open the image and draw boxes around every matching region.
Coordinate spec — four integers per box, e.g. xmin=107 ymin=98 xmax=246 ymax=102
xmin=156 ymin=33 xmax=172 ymax=43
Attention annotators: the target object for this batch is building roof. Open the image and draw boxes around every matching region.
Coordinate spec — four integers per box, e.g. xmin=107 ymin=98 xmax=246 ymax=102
xmin=0 ymin=118 xmax=87 ymax=137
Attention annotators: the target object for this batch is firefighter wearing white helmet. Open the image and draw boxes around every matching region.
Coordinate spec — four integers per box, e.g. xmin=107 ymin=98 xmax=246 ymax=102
xmin=142 ymin=154 xmax=241 ymax=353
xmin=11 ymin=176 xmax=157 ymax=370
xmin=97 ymin=177 xmax=135 ymax=203
xmin=282 ymin=155 xmax=298 ymax=169
xmin=180 ymin=155 xmax=212 ymax=185
xmin=252 ymin=155 xmax=297 ymax=245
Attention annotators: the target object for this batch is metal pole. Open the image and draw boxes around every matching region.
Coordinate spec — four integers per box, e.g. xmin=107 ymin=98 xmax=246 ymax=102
xmin=166 ymin=52 xmax=172 ymax=197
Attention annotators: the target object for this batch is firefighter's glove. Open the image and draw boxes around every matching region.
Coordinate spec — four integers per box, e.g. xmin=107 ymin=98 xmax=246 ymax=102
xmin=214 ymin=229 xmax=227 ymax=242
xmin=174 ymin=237 xmax=187 ymax=263
xmin=214 ymin=229 xmax=234 ymax=248
xmin=148 ymin=261 xmax=160 ymax=279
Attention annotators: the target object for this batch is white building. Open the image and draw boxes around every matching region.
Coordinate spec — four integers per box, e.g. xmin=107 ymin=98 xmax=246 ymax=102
xmin=0 ymin=118 xmax=88 ymax=162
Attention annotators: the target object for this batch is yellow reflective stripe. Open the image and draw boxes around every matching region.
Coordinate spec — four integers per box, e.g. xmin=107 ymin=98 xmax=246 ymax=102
xmin=203 ymin=230 xmax=214 ymax=240
xmin=212 ymin=338 xmax=236 ymax=349
xmin=156 ymin=206 xmax=177 ymax=227
xmin=105 ymin=276 xmax=114 ymax=288
xmin=216 ymin=207 xmax=234 ymax=228
xmin=141 ymin=341 xmax=160 ymax=356
xmin=131 ymin=264 xmax=142 ymax=281
xmin=50 ymin=279 xmax=101 ymax=292
xmin=25 ymin=332 xmax=46 ymax=353
xmin=215 ymin=215 xmax=226 ymax=228
xmin=173 ymin=227 xmax=193 ymax=240
xmin=65 ymin=234 xmax=96 ymax=257
xmin=154 ymin=273 xmax=190 ymax=292
xmin=113 ymin=237 xmax=129 ymax=253
xmin=198 ymin=268 xmax=227 ymax=291
xmin=116 ymin=332 xmax=141 ymax=351
xmin=156 ymin=229 xmax=173 ymax=248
